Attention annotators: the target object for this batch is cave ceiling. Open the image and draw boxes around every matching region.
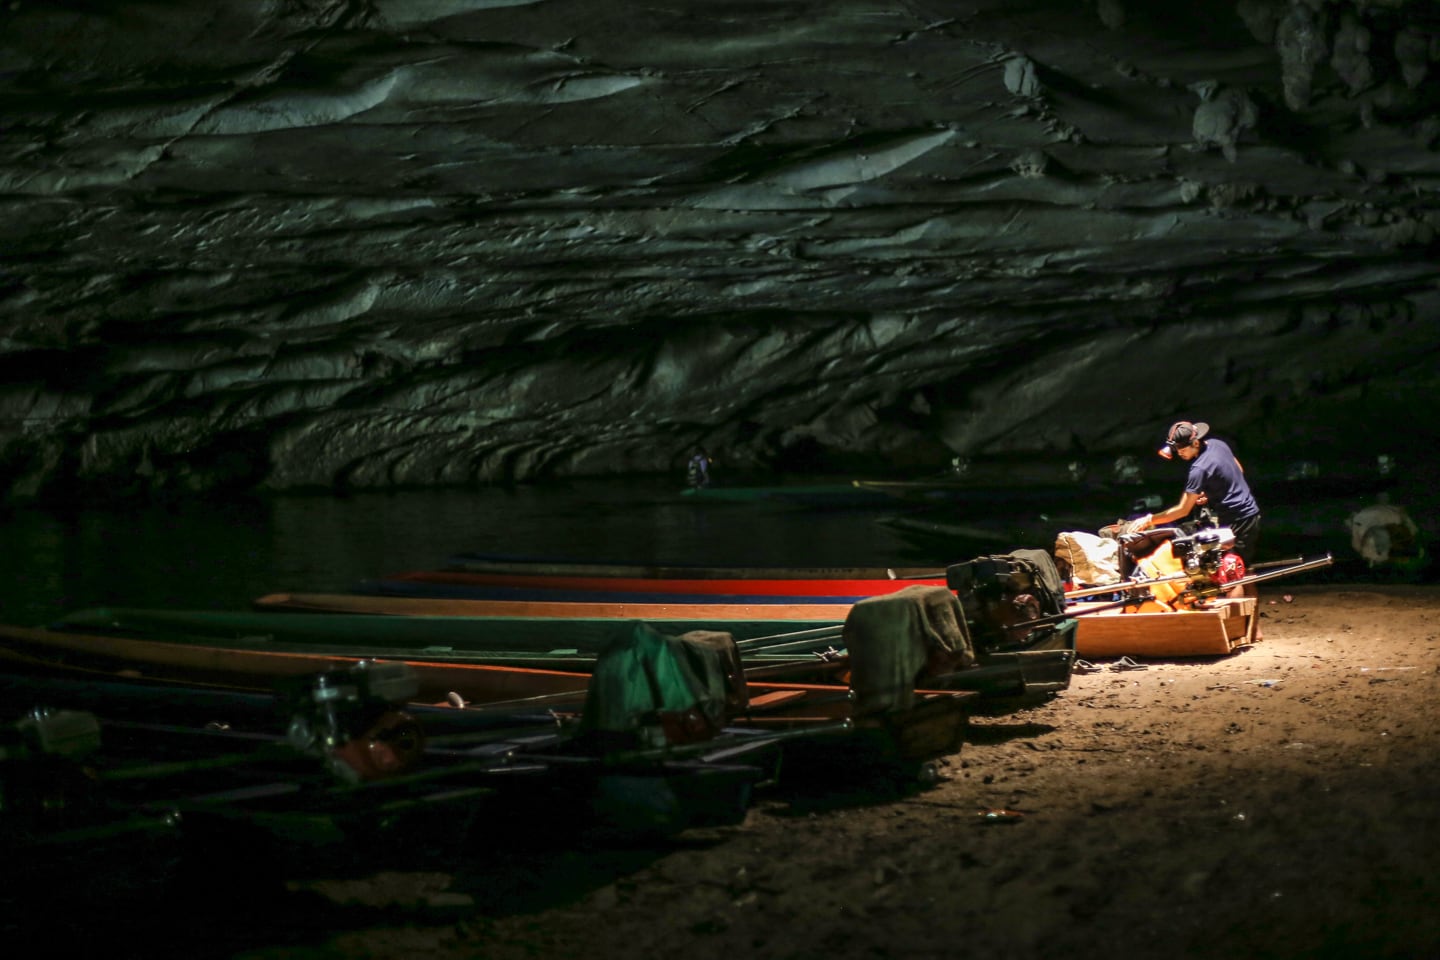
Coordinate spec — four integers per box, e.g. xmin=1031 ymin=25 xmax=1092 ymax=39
xmin=2 ymin=0 xmax=1439 ymax=501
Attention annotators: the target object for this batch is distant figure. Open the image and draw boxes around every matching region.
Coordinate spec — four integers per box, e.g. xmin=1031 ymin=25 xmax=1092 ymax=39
xmin=1348 ymin=497 xmax=1423 ymax=568
xmin=686 ymin=449 xmax=712 ymax=489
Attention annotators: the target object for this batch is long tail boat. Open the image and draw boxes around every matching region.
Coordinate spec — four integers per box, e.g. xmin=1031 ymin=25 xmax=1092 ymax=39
xmin=442 ymin=552 xmax=940 ymax=580
xmin=24 ymin=601 xmax=1066 ymax=699
xmin=49 ymin=606 xmax=848 ymax=676
xmin=7 ymin=582 xmax=1076 ymax=703
xmin=0 ymin=620 xmax=601 ymax=704
xmin=1 ymin=609 xmax=988 ymax=804
xmin=355 ymin=579 xmax=875 ymax=604
xmin=0 ymin=656 xmax=793 ymax=884
xmin=358 ymin=568 xmax=946 ymax=604
xmin=0 ymin=617 xmax=861 ymax=708
xmin=253 ymin=592 xmax=849 ymax=621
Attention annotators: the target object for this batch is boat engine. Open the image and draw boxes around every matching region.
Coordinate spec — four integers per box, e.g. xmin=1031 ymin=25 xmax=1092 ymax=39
xmin=945 ymin=549 xmax=1068 ymax=649
xmin=0 ymin=707 xmax=102 ymax=827
xmin=284 ymin=660 xmax=425 ymax=783
xmin=1172 ymin=525 xmax=1243 ymax=585
xmin=1115 ymin=510 xmax=1245 ymax=609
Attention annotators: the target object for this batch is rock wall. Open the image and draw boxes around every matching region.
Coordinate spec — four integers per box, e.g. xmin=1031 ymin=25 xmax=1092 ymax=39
xmin=1 ymin=0 xmax=1437 ymax=502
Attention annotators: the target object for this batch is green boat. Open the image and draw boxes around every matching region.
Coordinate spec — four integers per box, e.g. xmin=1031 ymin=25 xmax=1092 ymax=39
xmin=48 ymin=581 xmax=1078 ymax=701
xmin=48 ymin=607 xmax=848 ymax=676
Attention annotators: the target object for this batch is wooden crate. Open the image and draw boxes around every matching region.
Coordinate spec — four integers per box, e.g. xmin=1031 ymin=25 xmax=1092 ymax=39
xmin=1071 ymin=597 xmax=1257 ymax=658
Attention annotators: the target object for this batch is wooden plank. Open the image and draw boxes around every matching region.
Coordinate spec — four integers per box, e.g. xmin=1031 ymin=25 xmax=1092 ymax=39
xmin=1071 ymin=597 xmax=1257 ymax=658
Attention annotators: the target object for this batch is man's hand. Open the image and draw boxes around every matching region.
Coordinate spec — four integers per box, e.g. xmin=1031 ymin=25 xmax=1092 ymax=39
xmin=1121 ymin=514 xmax=1152 ymax=536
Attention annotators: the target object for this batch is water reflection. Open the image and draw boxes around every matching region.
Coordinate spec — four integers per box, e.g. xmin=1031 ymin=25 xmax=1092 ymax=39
xmin=0 ymin=480 xmax=929 ymax=625
xmin=0 ymin=467 xmax=1428 ymax=626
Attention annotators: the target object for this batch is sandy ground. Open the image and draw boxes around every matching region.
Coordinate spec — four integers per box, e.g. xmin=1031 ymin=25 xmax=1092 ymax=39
xmin=18 ymin=584 xmax=1440 ymax=960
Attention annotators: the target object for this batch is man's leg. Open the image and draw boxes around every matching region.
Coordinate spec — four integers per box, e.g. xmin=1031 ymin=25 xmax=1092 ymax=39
xmin=1228 ymin=515 xmax=1262 ymax=639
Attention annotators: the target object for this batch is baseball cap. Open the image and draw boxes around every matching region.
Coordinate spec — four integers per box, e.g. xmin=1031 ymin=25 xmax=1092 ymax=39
xmin=1157 ymin=421 xmax=1209 ymax=459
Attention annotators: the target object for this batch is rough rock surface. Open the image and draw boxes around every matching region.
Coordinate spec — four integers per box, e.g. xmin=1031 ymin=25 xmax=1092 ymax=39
xmin=2 ymin=1 xmax=1439 ymax=502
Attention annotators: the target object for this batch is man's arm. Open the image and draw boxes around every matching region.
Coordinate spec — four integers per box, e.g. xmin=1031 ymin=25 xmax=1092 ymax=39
xmin=1139 ymin=490 xmax=1202 ymax=529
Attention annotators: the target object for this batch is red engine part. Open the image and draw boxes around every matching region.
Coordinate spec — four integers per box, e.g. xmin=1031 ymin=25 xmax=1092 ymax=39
xmin=1216 ymin=552 xmax=1247 ymax=584
xmin=330 ymin=710 xmax=425 ymax=782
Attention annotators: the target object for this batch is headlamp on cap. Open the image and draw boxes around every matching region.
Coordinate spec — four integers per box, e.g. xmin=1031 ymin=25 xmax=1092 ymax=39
xmin=1158 ymin=420 xmax=1209 ymax=459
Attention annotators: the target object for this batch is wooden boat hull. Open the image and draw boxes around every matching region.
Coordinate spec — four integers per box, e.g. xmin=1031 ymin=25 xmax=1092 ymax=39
xmin=44 ymin=606 xmax=848 ymax=683
xmin=1071 ymin=597 xmax=1259 ymax=657
xmin=52 ymin=606 xmax=846 ymax=653
xmin=357 ymin=579 xmax=872 ymax=604
xmin=254 ymin=592 xmax=850 ymax=621
xmin=0 ymin=621 xmax=850 ymax=706
xmin=383 ymin=569 xmax=945 ymax=596
xmin=442 ymin=553 xmax=939 ymax=580
xmin=0 ymin=634 xmax=975 ymax=793
xmin=0 ymin=622 xmax=596 ymax=704
xmin=366 ymin=569 xmax=945 ymax=603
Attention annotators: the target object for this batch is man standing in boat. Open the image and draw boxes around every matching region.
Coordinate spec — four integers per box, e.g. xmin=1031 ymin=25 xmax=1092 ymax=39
xmin=1132 ymin=421 xmax=1263 ymax=616
xmin=686 ymin=447 xmax=713 ymax=489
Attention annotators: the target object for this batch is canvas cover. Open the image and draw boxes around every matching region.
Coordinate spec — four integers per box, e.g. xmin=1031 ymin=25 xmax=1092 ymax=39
xmin=580 ymin=622 xmax=745 ymax=746
xmin=1009 ymin=548 xmax=1067 ymax=615
xmin=841 ymin=585 xmax=976 ymax=715
xmin=1054 ymin=531 xmax=1123 ymax=586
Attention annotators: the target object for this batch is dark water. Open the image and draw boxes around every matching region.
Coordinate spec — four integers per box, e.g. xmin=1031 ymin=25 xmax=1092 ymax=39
xmin=0 ymin=478 xmax=928 ymax=625
xmin=0 ymin=469 xmax=1430 ymax=627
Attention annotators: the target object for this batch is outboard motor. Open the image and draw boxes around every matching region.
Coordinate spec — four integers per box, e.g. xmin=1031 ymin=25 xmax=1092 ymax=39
xmin=0 ymin=707 xmax=102 ymax=828
xmin=1112 ymin=509 xmax=1245 ymax=610
xmin=945 ymin=549 xmax=1068 ymax=650
xmin=1172 ymin=525 xmax=1241 ymax=584
xmin=284 ymin=661 xmax=425 ymax=783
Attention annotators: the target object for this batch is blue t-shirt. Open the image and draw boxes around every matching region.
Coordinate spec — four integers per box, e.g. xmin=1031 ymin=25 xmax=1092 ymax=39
xmin=1185 ymin=438 xmax=1260 ymax=525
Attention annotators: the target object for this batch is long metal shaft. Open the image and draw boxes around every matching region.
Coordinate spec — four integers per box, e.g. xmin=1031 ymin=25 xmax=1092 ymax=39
xmin=1015 ymin=554 xmax=1335 ymax=631
xmin=1064 ymin=572 xmax=1191 ymax=600
xmin=1182 ymin=553 xmax=1334 ymax=599
xmin=1063 ymin=554 xmax=1314 ymax=601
